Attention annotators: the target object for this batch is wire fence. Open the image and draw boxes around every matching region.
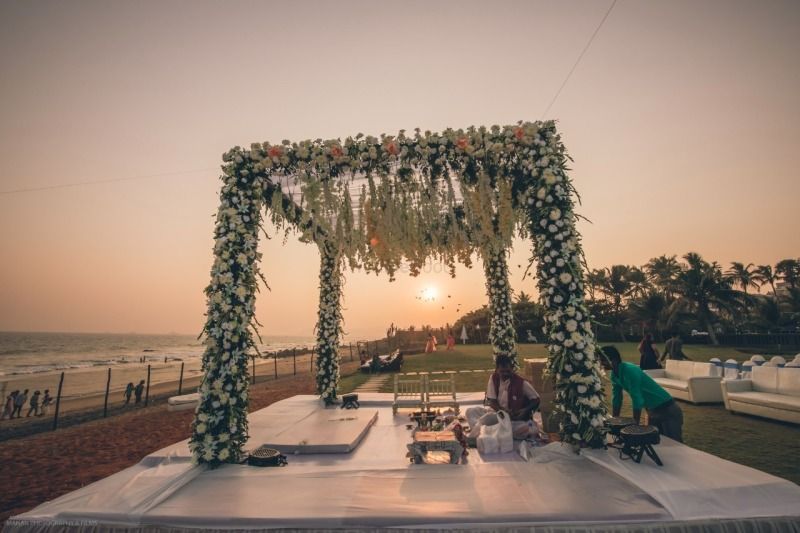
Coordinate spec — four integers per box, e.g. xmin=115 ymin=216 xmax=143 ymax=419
xmin=0 ymin=343 xmax=390 ymax=440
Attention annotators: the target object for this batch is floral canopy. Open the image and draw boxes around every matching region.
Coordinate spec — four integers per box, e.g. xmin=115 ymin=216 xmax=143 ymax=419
xmin=191 ymin=120 xmax=608 ymax=466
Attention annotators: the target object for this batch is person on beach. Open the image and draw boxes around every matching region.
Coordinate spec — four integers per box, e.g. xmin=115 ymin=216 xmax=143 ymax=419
xmin=124 ymin=382 xmax=134 ymax=405
xmin=601 ymin=345 xmax=683 ymax=442
xmin=12 ymin=389 xmax=28 ymax=418
xmin=134 ymin=380 xmax=145 ymax=405
xmin=40 ymin=390 xmax=52 ymax=416
xmin=26 ymin=390 xmax=41 ymax=417
xmin=2 ymin=391 xmax=17 ymax=420
xmin=638 ymin=333 xmax=661 ymax=370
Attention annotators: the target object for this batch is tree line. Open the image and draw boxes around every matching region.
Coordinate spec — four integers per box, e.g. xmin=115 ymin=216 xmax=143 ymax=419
xmin=585 ymin=254 xmax=800 ymax=344
xmin=397 ymin=255 xmax=800 ymax=348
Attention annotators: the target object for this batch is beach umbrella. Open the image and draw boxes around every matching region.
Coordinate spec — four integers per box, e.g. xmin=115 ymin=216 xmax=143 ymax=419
xmin=460 ymin=325 xmax=468 ymax=344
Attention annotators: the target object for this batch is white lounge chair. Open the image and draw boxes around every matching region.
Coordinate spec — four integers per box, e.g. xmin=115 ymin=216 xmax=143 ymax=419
xmin=722 ymin=365 xmax=800 ymax=424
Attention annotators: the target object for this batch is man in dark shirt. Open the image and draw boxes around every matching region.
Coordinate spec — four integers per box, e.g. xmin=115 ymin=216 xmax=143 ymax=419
xmin=662 ymin=333 xmax=690 ymax=364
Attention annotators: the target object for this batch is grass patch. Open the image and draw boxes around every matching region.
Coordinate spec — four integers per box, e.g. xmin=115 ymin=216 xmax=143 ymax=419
xmin=361 ymin=343 xmax=800 ymax=485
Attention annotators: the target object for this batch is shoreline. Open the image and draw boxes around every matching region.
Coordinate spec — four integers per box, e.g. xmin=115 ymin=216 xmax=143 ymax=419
xmin=0 ymin=350 xmax=347 ymax=424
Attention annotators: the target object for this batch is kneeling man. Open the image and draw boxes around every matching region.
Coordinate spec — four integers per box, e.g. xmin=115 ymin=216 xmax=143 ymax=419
xmin=600 ymin=345 xmax=683 ymax=442
xmin=467 ymin=355 xmax=540 ymax=439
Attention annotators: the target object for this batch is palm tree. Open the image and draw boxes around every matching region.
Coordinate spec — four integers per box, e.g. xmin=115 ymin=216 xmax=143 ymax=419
xmin=670 ymin=254 xmax=744 ymax=345
xmin=726 ymin=262 xmax=759 ymax=295
xmin=754 ymin=264 xmax=778 ymax=298
xmin=628 ymin=291 xmax=669 ymax=340
xmin=776 ymin=259 xmax=800 ymax=290
xmin=645 ymin=255 xmax=681 ymax=300
xmin=515 ymin=291 xmax=533 ymax=304
xmin=627 ymin=267 xmax=651 ymax=299
xmin=585 ymin=268 xmax=607 ymax=301
xmin=597 ymin=265 xmax=634 ymax=341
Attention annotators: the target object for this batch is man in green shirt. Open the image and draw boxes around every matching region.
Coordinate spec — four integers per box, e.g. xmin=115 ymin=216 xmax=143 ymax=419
xmin=601 ymin=345 xmax=684 ymax=442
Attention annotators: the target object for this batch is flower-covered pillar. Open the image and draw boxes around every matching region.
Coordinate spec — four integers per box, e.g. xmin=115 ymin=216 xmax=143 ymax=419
xmin=315 ymin=240 xmax=343 ymax=404
xmin=529 ymin=151 xmax=607 ymax=448
xmin=190 ymin=150 xmax=264 ymax=466
xmin=482 ymin=245 xmax=518 ymax=369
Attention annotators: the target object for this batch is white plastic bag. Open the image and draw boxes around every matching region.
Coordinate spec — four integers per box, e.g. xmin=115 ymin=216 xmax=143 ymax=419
xmin=477 ymin=410 xmax=513 ymax=454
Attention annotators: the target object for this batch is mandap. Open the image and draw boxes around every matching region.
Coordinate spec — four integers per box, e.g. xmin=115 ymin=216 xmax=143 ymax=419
xmin=191 ymin=121 xmax=607 ymax=466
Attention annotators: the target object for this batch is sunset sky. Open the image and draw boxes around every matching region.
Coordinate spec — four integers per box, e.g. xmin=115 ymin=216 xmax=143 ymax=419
xmin=1 ymin=0 xmax=798 ymax=339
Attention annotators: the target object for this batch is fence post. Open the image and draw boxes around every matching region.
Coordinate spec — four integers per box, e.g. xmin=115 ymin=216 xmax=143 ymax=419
xmin=293 ymin=348 xmax=297 ymax=375
xmin=349 ymin=343 xmax=353 ymax=361
xmin=103 ymin=368 xmax=111 ymax=418
xmin=252 ymin=355 xmax=256 ymax=384
xmin=273 ymin=353 xmax=278 ymax=379
xmin=52 ymin=371 xmax=65 ymax=431
xmin=178 ymin=361 xmax=184 ymax=395
xmin=145 ymin=364 xmax=151 ymax=407
xmin=310 ymin=349 xmax=314 ymax=372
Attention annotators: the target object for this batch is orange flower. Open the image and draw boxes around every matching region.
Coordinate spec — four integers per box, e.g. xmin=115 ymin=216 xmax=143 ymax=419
xmin=514 ymin=127 xmax=525 ymax=140
xmin=457 ymin=137 xmax=469 ymax=149
xmin=385 ymin=141 xmax=399 ymax=156
xmin=331 ymin=146 xmax=343 ymax=158
xmin=369 ymin=236 xmax=380 ymax=247
xmin=267 ymin=146 xmax=283 ymax=158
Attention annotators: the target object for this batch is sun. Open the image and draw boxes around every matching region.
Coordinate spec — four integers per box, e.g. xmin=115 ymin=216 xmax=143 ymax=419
xmin=420 ymin=286 xmax=438 ymax=302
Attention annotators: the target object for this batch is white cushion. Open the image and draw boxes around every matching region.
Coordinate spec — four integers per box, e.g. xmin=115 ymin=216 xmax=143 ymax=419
xmin=168 ymin=393 xmax=200 ymax=406
xmin=725 ymin=391 xmax=800 ymax=412
xmin=666 ymin=360 xmax=693 ymax=381
xmin=653 ymin=378 xmax=689 ymax=392
xmin=691 ymin=362 xmax=714 ymax=377
xmin=777 ymin=367 xmax=800 ymax=397
xmin=752 ymin=366 xmax=779 ymax=393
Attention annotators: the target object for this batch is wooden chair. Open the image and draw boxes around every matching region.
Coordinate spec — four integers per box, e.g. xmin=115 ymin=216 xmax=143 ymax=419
xmin=392 ymin=374 xmax=426 ymax=414
xmin=425 ymin=374 xmax=459 ymax=414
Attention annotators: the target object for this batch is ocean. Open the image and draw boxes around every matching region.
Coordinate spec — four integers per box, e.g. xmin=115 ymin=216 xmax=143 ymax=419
xmin=0 ymin=331 xmax=316 ymax=377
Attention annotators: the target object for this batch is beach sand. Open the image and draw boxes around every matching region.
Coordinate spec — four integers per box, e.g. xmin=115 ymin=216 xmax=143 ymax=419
xmin=0 ymin=351 xmax=343 ymax=419
xmin=0 ymin=359 xmax=361 ymax=524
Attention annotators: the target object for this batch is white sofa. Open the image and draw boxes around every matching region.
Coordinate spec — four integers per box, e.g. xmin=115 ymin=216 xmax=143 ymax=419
xmin=644 ymin=360 xmax=723 ymax=403
xmin=167 ymin=392 xmax=200 ymax=412
xmin=722 ymin=366 xmax=800 ymax=424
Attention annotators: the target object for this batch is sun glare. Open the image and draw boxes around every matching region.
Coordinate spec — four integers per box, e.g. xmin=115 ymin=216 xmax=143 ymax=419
xmin=420 ymin=286 xmax=438 ymax=302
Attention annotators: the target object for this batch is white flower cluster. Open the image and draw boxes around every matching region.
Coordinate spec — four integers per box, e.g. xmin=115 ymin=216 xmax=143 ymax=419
xmin=483 ymin=247 xmax=518 ymax=368
xmin=195 ymin=120 xmax=606 ymax=461
xmin=190 ymin=155 xmax=264 ymax=467
xmin=527 ymin=130 xmax=608 ymax=448
xmin=315 ymin=243 xmax=343 ymax=403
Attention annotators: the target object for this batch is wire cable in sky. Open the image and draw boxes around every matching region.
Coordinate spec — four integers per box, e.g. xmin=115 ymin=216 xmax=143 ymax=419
xmin=0 ymin=167 xmax=218 ymax=196
xmin=540 ymin=0 xmax=617 ymax=119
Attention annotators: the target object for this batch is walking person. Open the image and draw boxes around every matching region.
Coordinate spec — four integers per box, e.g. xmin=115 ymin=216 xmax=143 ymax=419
xmin=124 ymin=382 xmax=134 ymax=405
xmin=12 ymin=389 xmax=28 ymax=418
xmin=134 ymin=380 xmax=145 ymax=406
xmin=40 ymin=390 xmax=52 ymax=416
xmin=638 ymin=333 xmax=661 ymax=370
xmin=26 ymin=390 xmax=41 ymax=417
xmin=661 ymin=332 xmax=691 ymax=364
xmin=1 ymin=391 xmax=17 ymax=420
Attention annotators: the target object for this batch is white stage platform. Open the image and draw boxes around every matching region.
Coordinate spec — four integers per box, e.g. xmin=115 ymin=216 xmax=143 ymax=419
xmin=5 ymin=394 xmax=800 ymax=532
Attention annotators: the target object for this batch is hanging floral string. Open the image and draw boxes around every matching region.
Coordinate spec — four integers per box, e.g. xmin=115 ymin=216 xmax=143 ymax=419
xmin=482 ymin=246 xmax=518 ymax=369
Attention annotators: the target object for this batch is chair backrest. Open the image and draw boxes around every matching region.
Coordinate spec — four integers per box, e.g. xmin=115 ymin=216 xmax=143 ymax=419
xmin=767 ymin=356 xmax=786 ymax=368
xmin=426 ymin=374 xmax=456 ymax=400
xmin=750 ymin=355 xmax=766 ymax=366
xmin=666 ymin=360 xmax=693 ymax=381
xmin=723 ymin=359 xmax=740 ymax=380
xmin=394 ymin=374 xmax=425 ymax=399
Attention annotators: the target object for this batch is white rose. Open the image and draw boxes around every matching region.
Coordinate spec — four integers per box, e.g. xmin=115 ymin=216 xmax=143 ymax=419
xmin=566 ymin=320 xmax=578 ymax=332
xmin=196 ymin=423 xmax=207 ymax=434
xmin=543 ymin=168 xmax=557 ymax=185
xmin=549 ymin=208 xmax=561 ymax=221
xmin=559 ymin=272 xmax=572 ymax=284
xmin=577 ymin=385 xmax=587 ymax=394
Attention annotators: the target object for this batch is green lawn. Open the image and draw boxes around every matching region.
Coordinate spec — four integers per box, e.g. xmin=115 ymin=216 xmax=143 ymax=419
xmin=340 ymin=343 xmax=800 ymax=485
